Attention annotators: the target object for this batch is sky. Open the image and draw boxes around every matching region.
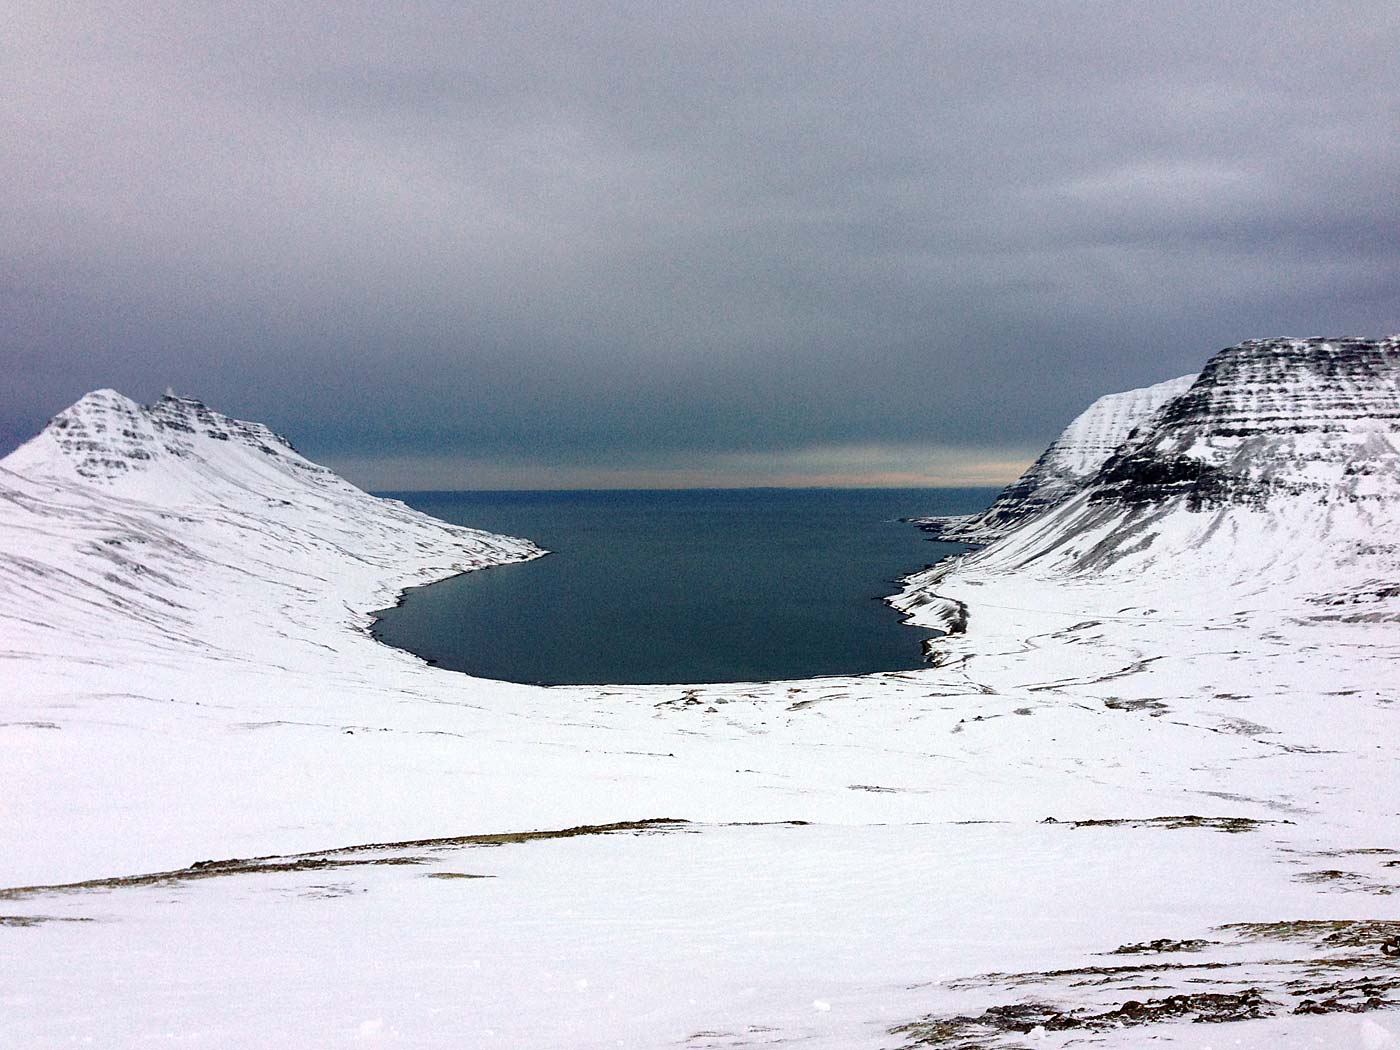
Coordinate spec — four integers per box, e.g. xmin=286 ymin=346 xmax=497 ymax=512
xmin=4 ymin=2 xmax=1398 ymax=489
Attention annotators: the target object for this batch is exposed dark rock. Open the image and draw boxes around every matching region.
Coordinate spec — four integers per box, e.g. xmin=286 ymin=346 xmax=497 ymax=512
xmin=1040 ymin=814 xmax=1280 ymax=833
xmin=895 ymin=989 xmax=1275 ymax=1047
xmin=1109 ymin=937 xmax=1215 ymax=955
xmin=1088 ymin=338 xmax=1400 ymax=510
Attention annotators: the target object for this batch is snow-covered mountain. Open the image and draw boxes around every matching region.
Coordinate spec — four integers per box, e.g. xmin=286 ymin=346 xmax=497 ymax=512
xmin=915 ymin=373 xmax=1196 ymax=543
xmin=5 ymin=388 xmax=322 ymax=490
xmin=1092 ymin=336 xmax=1400 ymax=510
xmin=895 ymin=336 xmax=1400 ymax=631
xmin=977 ymin=336 xmax=1399 ymax=578
xmin=0 ymin=389 xmax=542 ymax=664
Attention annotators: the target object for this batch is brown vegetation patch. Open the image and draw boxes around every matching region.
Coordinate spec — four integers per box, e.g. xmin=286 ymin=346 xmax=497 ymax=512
xmin=1040 ymin=814 xmax=1284 ymax=833
xmin=898 ymin=919 xmax=1400 ymax=1047
xmin=0 ymin=915 xmax=94 ymax=927
xmin=0 ymin=819 xmax=692 ymax=901
xmin=895 ymin=990 xmax=1273 ymax=1048
xmin=1109 ymin=937 xmax=1215 ymax=955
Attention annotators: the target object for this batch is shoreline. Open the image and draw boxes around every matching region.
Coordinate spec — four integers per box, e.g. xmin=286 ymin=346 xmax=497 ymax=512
xmin=362 ymin=499 xmax=960 ymax=688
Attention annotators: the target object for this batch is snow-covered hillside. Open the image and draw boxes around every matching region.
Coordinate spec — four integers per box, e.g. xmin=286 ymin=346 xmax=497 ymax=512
xmin=0 ymin=389 xmax=542 ymax=666
xmin=914 ymin=372 xmax=1196 ymax=543
xmin=895 ymin=337 xmax=1400 ymax=633
xmin=4 ymin=358 xmax=1400 ymax=1050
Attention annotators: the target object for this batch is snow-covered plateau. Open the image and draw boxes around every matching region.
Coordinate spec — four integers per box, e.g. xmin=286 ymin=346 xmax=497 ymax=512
xmin=3 ymin=339 xmax=1400 ymax=1049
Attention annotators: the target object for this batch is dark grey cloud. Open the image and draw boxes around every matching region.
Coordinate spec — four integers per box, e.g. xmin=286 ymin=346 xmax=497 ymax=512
xmin=4 ymin=1 xmax=1398 ymax=485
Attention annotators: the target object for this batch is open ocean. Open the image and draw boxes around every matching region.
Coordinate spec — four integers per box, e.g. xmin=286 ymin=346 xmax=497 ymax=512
xmin=370 ymin=487 xmax=995 ymax=685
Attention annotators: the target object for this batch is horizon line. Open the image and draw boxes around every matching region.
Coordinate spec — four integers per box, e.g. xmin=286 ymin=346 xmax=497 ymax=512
xmin=370 ymin=482 xmax=1006 ymax=494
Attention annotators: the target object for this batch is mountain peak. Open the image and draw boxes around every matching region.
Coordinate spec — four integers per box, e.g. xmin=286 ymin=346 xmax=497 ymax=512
xmin=51 ymin=388 xmax=146 ymax=432
xmin=950 ymin=335 xmax=1400 ymax=587
xmin=894 ymin=335 xmax=1400 ymax=631
xmin=3 ymin=389 xmax=313 ymax=494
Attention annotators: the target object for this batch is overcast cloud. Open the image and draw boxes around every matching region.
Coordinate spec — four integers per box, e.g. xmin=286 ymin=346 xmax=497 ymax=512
xmin=4 ymin=2 xmax=1398 ymax=487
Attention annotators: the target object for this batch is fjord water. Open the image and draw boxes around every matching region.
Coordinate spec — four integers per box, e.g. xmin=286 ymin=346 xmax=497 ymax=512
xmin=371 ymin=488 xmax=994 ymax=685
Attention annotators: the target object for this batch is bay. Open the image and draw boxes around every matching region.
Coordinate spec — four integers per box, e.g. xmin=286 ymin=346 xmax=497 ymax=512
xmin=370 ymin=488 xmax=994 ymax=685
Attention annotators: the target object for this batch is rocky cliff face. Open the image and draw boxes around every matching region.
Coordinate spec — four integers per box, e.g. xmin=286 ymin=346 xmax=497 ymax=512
xmin=921 ymin=373 xmax=1196 ymax=543
xmin=1089 ymin=337 xmax=1400 ymax=509
xmin=983 ymin=338 xmax=1396 ymax=583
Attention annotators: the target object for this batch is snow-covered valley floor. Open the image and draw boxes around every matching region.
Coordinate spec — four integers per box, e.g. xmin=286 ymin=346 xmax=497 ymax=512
xmin=4 ymin=372 xmax=1400 ymax=1048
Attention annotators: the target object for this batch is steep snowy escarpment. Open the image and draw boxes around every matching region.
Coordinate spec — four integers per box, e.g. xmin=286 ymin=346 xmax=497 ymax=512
xmin=0 ymin=389 xmax=543 ymax=666
xmin=915 ymin=373 xmax=1196 ymax=543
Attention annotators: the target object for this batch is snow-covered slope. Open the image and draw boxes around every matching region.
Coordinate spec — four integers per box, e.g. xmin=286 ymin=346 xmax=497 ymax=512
xmin=895 ymin=335 xmax=1400 ymax=630
xmin=916 ymin=372 xmax=1196 ymax=543
xmin=0 ymin=390 xmax=543 ymax=665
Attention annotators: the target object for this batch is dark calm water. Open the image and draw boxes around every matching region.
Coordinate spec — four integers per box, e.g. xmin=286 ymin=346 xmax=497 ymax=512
xmin=370 ymin=488 xmax=994 ymax=685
